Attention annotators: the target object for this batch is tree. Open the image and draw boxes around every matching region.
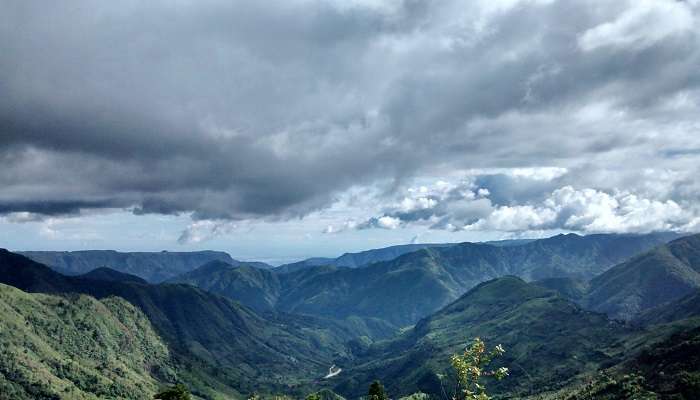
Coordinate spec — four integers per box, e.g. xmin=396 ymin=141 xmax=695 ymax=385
xmin=306 ymin=394 xmax=321 ymax=400
xmin=368 ymin=380 xmax=388 ymax=400
xmin=153 ymin=384 xmax=191 ymax=400
xmin=450 ymin=338 xmax=508 ymax=400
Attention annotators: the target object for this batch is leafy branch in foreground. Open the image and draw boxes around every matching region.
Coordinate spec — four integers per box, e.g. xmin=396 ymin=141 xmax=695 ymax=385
xmin=450 ymin=337 xmax=508 ymax=400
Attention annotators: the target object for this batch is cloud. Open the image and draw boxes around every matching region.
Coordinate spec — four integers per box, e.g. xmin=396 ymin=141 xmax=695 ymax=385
xmin=357 ymin=215 xmax=403 ymax=230
xmin=355 ymin=175 xmax=699 ymax=236
xmin=578 ymin=0 xmax=694 ymax=51
xmin=178 ymin=220 xmax=238 ymax=244
xmin=351 ymin=169 xmax=567 ymax=231
xmin=1 ymin=0 xmax=700 ymax=238
xmin=465 ymin=186 xmax=690 ymax=234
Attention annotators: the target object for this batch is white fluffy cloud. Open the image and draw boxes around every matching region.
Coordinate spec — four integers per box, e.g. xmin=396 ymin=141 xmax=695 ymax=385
xmin=466 ymin=186 xmax=689 ymax=234
xmin=354 ymin=172 xmax=698 ymax=236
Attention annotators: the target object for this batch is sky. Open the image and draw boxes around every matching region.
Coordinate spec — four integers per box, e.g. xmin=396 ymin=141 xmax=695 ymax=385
xmin=1 ymin=0 xmax=700 ymax=264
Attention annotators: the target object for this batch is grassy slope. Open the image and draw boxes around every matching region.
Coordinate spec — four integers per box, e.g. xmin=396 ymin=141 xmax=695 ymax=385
xmin=0 ymin=249 xmax=349 ymax=399
xmin=0 ymin=283 xmax=175 ymax=400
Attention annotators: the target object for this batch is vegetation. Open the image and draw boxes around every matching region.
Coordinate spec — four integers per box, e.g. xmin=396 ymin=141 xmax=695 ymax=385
xmin=368 ymin=380 xmax=388 ymax=400
xmin=0 ymin=250 xmax=349 ymax=398
xmin=154 ymin=384 xmax=192 ymax=400
xmin=334 ymin=276 xmax=626 ymax=398
xmin=2 ymin=233 xmax=700 ymax=400
xmin=586 ymin=234 xmax=700 ymax=320
xmin=165 ymin=233 xmax=676 ymax=329
xmin=450 ymin=338 xmax=508 ymax=400
xmin=0 ymin=283 xmax=175 ymax=399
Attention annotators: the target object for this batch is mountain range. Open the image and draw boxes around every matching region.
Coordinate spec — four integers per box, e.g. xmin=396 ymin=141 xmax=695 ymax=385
xmin=0 ymin=249 xmax=351 ymax=398
xmin=19 ymin=250 xmax=272 ymax=283
xmin=533 ymin=234 xmax=700 ymax=321
xmin=2 ymin=231 xmax=700 ymax=399
xmin=170 ymin=232 xmax=680 ymax=328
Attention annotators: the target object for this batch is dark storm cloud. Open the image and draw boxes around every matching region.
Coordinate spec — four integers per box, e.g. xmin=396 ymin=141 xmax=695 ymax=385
xmin=1 ymin=0 xmax=700 ymax=223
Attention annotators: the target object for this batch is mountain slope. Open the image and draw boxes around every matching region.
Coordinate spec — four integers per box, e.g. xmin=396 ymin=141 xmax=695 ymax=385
xmin=587 ymin=234 xmax=700 ymax=320
xmin=0 ymin=283 xmax=175 ymax=400
xmin=334 ymin=277 xmax=626 ymax=399
xmin=537 ymin=324 xmax=700 ymax=400
xmin=534 ymin=277 xmax=590 ymax=302
xmin=167 ymin=261 xmax=398 ymax=338
xmin=635 ymin=289 xmax=700 ymax=326
xmin=272 ymin=233 xmax=678 ymax=327
xmin=277 ymin=239 xmax=542 ymax=273
xmin=19 ymin=250 xmax=272 ymax=283
xmin=167 ymin=261 xmax=282 ymax=312
xmin=332 ymin=243 xmax=456 ymax=268
xmin=0 ymin=249 xmax=347 ymax=398
xmin=79 ymin=267 xmax=149 ymax=284
xmin=275 ymin=243 xmax=456 ymax=273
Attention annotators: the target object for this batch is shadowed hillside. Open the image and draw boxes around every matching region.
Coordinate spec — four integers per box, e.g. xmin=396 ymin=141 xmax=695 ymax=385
xmin=587 ymin=234 xmax=700 ymax=320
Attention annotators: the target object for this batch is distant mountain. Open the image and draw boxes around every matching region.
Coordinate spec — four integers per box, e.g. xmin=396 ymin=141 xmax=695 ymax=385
xmin=332 ymin=243 xmax=456 ymax=268
xmin=275 ymin=257 xmax=337 ymax=274
xmin=0 ymin=283 xmax=175 ymax=400
xmin=168 ymin=233 xmax=677 ymax=329
xmin=276 ymin=234 xmax=673 ymax=274
xmin=167 ymin=260 xmax=282 ymax=312
xmin=275 ymin=243 xmax=456 ymax=273
xmin=168 ymin=261 xmax=397 ymax=338
xmin=271 ymin=233 xmax=679 ymax=327
xmin=0 ymin=249 xmax=348 ymax=398
xmin=19 ymin=250 xmax=273 ymax=283
xmin=334 ymin=277 xmax=627 ymax=399
xmin=79 ymin=266 xmax=148 ymax=284
xmin=586 ymin=234 xmax=700 ymax=320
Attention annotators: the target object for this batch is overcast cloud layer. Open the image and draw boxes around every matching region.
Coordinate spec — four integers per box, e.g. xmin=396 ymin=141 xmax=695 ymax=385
xmin=2 ymin=0 xmax=700 ymax=254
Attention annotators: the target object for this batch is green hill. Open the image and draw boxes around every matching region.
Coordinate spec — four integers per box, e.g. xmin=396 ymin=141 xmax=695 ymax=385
xmin=334 ymin=277 xmax=627 ymax=398
xmin=274 ymin=233 xmax=677 ymax=327
xmin=167 ymin=260 xmax=282 ymax=312
xmin=0 ymin=249 xmax=349 ymax=398
xmin=586 ymin=234 xmax=700 ymax=320
xmin=0 ymin=283 xmax=175 ymax=399
xmin=162 ymin=233 xmax=675 ymax=330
